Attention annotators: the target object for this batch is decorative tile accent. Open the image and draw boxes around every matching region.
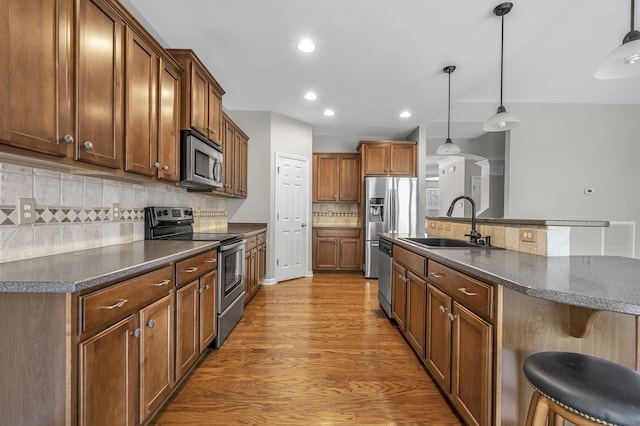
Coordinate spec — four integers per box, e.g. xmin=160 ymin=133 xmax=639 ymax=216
xmin=0 ymin=205 xmax=145 ymax=226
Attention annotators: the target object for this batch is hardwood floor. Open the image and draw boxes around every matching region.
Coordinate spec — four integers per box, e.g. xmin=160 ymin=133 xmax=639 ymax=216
xmin=152 ymin=273 xmax=463 ymax=425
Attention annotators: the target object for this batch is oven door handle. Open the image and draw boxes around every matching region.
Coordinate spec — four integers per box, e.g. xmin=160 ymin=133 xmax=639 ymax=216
xmin=220 ymin=239 xmax=246 ymax=252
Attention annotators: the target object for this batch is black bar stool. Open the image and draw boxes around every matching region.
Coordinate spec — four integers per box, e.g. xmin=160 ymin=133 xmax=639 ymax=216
xmin=523 ymin=352 xmax=640 ymax=426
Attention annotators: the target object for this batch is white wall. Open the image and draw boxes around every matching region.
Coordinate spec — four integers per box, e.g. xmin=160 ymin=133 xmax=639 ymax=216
xmin=226 ymin=111 xmax=313 ymax=280
xmin=312 ymin=135 xmax=360 ymax=153
xmin=506 ymin=103 xmax=640 ymax=256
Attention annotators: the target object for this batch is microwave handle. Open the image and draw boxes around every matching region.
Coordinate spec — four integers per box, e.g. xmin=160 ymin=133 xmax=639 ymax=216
xmin=213 ymin=159 xmax=223 ymax=183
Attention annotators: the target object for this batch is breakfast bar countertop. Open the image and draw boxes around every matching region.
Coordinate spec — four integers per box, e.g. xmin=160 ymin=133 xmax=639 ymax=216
xmin=0 ymin=240 xmax=217 ymax=293
xmin=383 ymin=233 xmax=640 ymax=316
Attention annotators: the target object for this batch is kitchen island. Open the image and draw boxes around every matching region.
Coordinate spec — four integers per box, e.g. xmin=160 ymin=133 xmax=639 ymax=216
xmin=382 ymin=233 xmax=640 ymax=426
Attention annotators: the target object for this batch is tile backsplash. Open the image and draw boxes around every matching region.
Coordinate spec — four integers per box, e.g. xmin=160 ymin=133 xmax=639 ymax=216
xmin=0 ymin=162 xmax=227 ymax=263
xmin=312 ymin=202 xmax=360 ymax=227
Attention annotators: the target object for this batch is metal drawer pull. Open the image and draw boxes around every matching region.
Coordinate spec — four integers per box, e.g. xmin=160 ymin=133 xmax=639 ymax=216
xmin=153 ymin=279 xmax=171 ymax=287
xmin=448 ymin=313 xmax=456 ymax=321
xmin=100 ymin=299 xmax=127 ymax=310
xmin=439 ymin=305 xmax=448 ymax=313
xmin=429 ymin=272 xmax=444 ymax=279
xmin=205 ymin=284 xmax=210 ymax=290
xmin=458 ymin=287 xmax=478 ymax=296
xmin=131 ymin=328 xmax=141 ymax=338
xmin=185 ymin=267 xmax=199 ymax=273
xmin=205 ymin=259 xmax=216 ymax=263
xmin=147 ymin=319 xmax=155 ymax=328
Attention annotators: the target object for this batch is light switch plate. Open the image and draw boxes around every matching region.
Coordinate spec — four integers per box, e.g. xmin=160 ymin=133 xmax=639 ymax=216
xmin=18 ymin=198 xmax=36 ymax=224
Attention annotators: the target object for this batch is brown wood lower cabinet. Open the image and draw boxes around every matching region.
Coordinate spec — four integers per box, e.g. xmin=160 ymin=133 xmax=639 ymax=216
xmin=244 ymin=231 xmax=266 ymax=304
xmin=312 ymin=228 xmax=362 ymax=271
xmin=392 ymin=246 xmax=495 ymax=426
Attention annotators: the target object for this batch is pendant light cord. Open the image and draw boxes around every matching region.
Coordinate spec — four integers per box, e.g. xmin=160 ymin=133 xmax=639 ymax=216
xmin=447 ymin=70 xmax=451 ymax=141
xmin=500 ymin=14 xmax=504 ymax=108
xmin=631 ymin=0 xmax=635 ymax=31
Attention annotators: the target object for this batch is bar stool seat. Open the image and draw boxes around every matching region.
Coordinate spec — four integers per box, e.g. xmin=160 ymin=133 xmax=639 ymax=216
xmin=523 ymin=352 xmax=640 ymax=426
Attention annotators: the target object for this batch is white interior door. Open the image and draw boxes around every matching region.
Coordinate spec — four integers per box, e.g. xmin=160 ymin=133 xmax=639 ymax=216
xmin=275 ymin=153 xmax=309 ymax=282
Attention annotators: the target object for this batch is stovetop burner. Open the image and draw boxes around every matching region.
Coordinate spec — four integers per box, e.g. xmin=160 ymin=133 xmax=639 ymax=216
xmin=144 ymin=207 xmax=242 ymax=243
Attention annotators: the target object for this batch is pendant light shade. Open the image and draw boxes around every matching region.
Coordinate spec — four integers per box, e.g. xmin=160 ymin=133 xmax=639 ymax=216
xmin=483 ymin=2 xmax=519 ymax=133
xmin=436 ymin=65 xmax=462 ymax=155
xmin=594 ymin=0 xmax=640 ymax=79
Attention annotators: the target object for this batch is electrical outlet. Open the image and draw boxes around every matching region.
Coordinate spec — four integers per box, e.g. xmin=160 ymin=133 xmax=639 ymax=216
xmin=429 ymin=221 xmax=437 ymax=229
xmin=444 ymin=222 xmax=452 ymax=231
xmin=109 ymin=203 xmax=121 ymax=221
xmin=18 ymin=198 xmax=36 ymax=224
xmin=520 ymin=228 xmax=537 ymax=242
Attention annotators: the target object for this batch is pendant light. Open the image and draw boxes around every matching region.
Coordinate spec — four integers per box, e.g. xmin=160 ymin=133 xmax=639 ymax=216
xmin=483 ymin=2 xmax=520 ymax=132
xmin=594 ymin=0 xmax=640 ymax=79
xmin=436 ymin=65 xmax=462 ymax=155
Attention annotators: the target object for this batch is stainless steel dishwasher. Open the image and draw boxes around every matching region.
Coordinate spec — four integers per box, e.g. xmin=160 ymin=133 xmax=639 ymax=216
xmin=378 ymin=238 xmax=393 ymax=318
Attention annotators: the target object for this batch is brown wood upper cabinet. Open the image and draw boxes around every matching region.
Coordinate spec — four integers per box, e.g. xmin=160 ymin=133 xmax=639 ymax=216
xmin=124 ymin=28 xmax=182 ymax=182
xmin=312 ymin=153 xmax=361 ymax=202
xmin=222 ymin=112 xmax=249 ymax=198
xmin=358 ymin=141 xmax=417 ymax=177
xmin=168 ymin=49 xmax=225 ymax=147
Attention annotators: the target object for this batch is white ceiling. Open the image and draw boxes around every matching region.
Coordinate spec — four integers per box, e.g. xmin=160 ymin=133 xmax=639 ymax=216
xmin=127 ymin=0 xmax=640 ymax=140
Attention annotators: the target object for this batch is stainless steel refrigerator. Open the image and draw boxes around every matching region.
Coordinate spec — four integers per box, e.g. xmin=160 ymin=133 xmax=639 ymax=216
xmin=363 ymin=176 xmax=418 ymax=278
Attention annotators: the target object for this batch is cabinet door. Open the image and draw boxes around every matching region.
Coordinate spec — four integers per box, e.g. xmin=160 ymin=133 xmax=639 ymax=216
xmin=338 ymin=238 xmax=361 ymax=270
xmin=391 ymin=261 xmax=407 ymax=330
xmin=406 ymin=270 xmax=427 ymax=358
xmin=258 ymin=242 xmax=266 ymax=285
xmin=389 ymin=144 xmax=416 ymax=176
xmin=451 ymin=302 xmax=493 ymax=426
xmin=199 ymin=271 xmax=217 ymax=350
xmin=233 ymin=132 xmax=248 ymax=197
xmin=362 ymin=144 xmax=388 ymax=175
xmin=78 ymin=315 xmax=138 ymax=426
xmin=190 ymin=63 xmax=209 ymax=139
xmin=313 ymin=154 xmax=338 ymax=201
xmin=338 ymin=155 xmax=360 ymax=201
xmin=139 ymin=294 xmax=174 ymax=422
xmin=0 ymin=0 xmax=72 ymax=156
xmin=157 ymin=58 xmax=181 ymax=182
xmin=244 ymin=248 xmax=257 ymax=302
xmin=207 ymin=83 xmax=222 ymax=145
xmin=175 ymin=280 xmax=199 ymax=380
xmin=314 ymin=237 xmax=339 ymax=270
xmin=426 ymin=284 xmax=452 ymax=391
xmin=76 ymin=0 xmax=123 ymax=169
xmin=223 ymin=117 xmax=235 ymax=193
xmin=124 ymin=27 xmax=158 ymax=177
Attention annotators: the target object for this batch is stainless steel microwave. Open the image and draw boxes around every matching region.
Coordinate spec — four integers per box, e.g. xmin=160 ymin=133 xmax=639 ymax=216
xmin=180 ymin=130 xmax=223 ymax=190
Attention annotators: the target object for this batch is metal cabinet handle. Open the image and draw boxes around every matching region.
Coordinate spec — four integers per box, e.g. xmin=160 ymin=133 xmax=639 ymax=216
xmin=100 ymin=299 xmax=127 ymax=310
xmin=131 ymin=328 xmax=141 ymax=338
xmin=154 ymin=162 xmax=160 ymax=169
xmin=429 ymin=272 xmax=444 ymax=279
xmin=205 ymin=284 xmax=210 ymax=290
xmin=63 ymin=135 xmax=74 ymax=144
xmin=439 ymin=305 xmax=448 ymax=313
xmin=458 ymin=287 xmax=478 ymax=296
xmin=147 ymin=319 xmax=155 ymax=328
xmin=185 ymin=267 xmax=198 ymax=273
xmin=83 ymin=141 xmax=93 ymax=150
xmin=198 ymin=288 xmax=204 ymax=294
xmin=207 ymin=127 xmax=216 ymax=135
xmin=448 ymin=313 xmax=456 ymax=321
xmin=205 ymin=259 xmax=216 ymax=263
xmin=153 ymin=279 xmax=171 ymax=287
xmin=162 ymin=165 xmax=169 ymax=171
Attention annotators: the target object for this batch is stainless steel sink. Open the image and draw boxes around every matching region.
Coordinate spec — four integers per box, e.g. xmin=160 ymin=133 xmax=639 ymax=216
xmin=401 ymin=237 xmax=503 ymax=249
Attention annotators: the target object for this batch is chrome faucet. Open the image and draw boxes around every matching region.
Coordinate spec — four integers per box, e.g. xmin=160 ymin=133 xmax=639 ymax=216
xmin=446 ymin=195 xmax=482 ymax=244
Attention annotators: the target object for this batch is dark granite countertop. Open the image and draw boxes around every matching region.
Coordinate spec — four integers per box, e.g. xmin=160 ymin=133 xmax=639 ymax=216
xmin=426 ymin=217 xmax=609 ymax=227
xmin=0 ymin=240 xmax=217 ymax=293
xmin=227 ymin=223 xmax=267 ymax=237
xmin=381 ymin=233 xmax=640 ymax=315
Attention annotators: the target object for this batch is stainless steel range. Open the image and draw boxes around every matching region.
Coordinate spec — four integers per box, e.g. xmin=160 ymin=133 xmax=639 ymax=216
xmin=145 ymin=207 xmax=245 ymax=348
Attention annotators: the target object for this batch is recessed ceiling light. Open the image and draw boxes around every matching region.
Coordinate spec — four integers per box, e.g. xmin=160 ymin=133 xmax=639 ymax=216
xmin=304 ymin=92 xmax=317 ymax=101
xmin=297 ymin=39 xmax=316 ymax=53
xmin=400 ymin=111 xmax=411 ymax=118
xmin=323 ymin=109 xmax=335 ymax=116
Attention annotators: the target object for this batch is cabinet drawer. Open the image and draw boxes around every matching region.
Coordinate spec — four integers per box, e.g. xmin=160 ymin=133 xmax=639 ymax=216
xmin=245 ymin=235 xmax=257 ymax=251
xmin=315 ymin=228 xmax=361 ymax=238
xmin=394 ymin=245 xmax=426 ymax=277
xmin=427 ymin=261 xmax=493 ymax=319
xmin=176 ymin=249 xmax=217 ymax=285
xmin=256 ymin=231 xmax=266 ymax=245
xmin=80 ymin=266 xmax=173 ymax=334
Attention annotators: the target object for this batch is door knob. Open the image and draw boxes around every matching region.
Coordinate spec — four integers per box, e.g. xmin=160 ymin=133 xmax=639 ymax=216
xmin=301 ymin=223 xmax=307 ymax=228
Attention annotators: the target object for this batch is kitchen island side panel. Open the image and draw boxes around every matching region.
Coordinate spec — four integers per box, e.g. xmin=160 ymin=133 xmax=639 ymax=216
xmin=498 ymin=286 xmax=637 ymax=426
xmin=0 ymin=292 xmax=71 ymax=425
